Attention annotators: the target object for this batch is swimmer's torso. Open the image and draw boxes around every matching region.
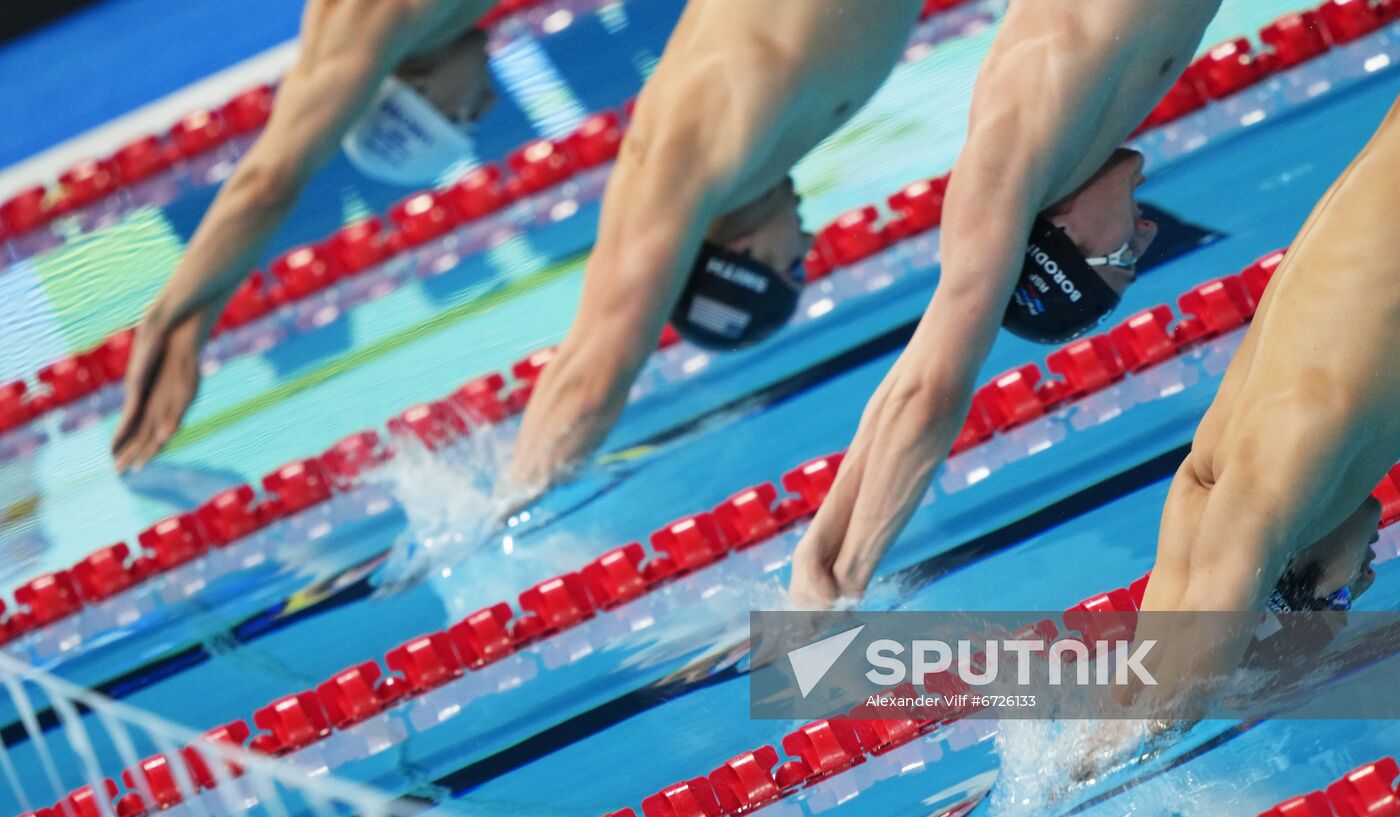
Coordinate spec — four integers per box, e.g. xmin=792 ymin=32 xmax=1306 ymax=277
xmin=970 ymin=0 xmax=1221 ymax=202
xmin=626 ymin=0 xmax=924 ymax=208
xmin=1216 ymin=98 xmax=1400 ymax=483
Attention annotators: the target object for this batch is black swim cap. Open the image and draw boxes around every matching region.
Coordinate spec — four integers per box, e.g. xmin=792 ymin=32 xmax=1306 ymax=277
xmin=671 ymin=241 xmax=802 ymax=351
xmin=1002 ymin=218 xmax=1122 ymax=345
xmin=1267 ymin=562 xmax=1354 ymax=613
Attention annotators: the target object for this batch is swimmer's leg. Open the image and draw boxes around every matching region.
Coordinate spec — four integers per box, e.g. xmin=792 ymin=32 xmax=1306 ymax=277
xmin=1128 ymin=407 xmax=1382 ymax=720
xmin=1139 ymin=310 xmax=1265 ymax=610
xmin=1152 ymin=387 xmax=1392 ymax=611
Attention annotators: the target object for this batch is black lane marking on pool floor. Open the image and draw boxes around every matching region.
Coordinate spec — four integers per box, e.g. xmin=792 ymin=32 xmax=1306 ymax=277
xmin=0 ymin=0 xmax=104 ymax=44
xmin=887 ymin=442 xmax=1188 ymax=592
xmin=613 ymin=317 xmax=920 ymax=452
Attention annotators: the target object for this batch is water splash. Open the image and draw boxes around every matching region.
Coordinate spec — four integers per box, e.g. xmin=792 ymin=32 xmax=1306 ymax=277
xmin=991 ymin=717 xmax=1238 ymax=817
xmin=370 ymin=423 xmax=526 ymax=590
xmin=989 ymin=719 xmax=1152 ymax=815
xmin=624 ymin=574 xmax=794 ymax=667
xmin=425 ymin=528 xmax=603 ymax=622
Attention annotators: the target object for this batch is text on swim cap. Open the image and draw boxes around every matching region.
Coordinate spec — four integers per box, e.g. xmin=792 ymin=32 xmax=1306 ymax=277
xmin=705 ymin=257 xmax=770 ymax=294
xmin=384 ymin=97 xmax=433 ymax=144
xmin=357 ymin=97 xmax=435 ymax=163
xmin=1026 ymin=243 xmax=1083 ymax=303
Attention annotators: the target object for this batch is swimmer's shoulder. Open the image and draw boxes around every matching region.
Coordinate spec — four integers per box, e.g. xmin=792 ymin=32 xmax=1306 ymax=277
xmin=998 ymin=0 xmax=1217 ymax=64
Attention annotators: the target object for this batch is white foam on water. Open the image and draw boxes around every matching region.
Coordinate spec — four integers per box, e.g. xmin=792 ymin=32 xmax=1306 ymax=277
xmin=989 ymin=678 xmax=1275 ymax=816
xmin=370 ymin=425 xmax=525 ymax=589
xmin=364 ymin=421 xmax=614 ymax=622
xmin=424 ymin=525 xmax=602 ymax=623
xmin=981 ymin=615 xmax=1352 ymax=816
xmin=610 ymin=571 xmax=792 ymax=667
xmin=989 ymin=719 xmax=1154 ymax=815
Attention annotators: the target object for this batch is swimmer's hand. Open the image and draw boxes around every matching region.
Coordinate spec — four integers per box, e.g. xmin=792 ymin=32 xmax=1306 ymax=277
xmin=490 ymin=475 xmax=553 ymax=528
xmin=788 ymin=353 xmax=959 ymax=607
xmin=1068 ymin=718 xmax=1190 ymax=784
xmin=507 ymin=336 xmax=638 ymax=502
xmin=498 ymin=446 xmax=583 ymax=518
xmin=112 ymin=302 xmax=215 ymax=471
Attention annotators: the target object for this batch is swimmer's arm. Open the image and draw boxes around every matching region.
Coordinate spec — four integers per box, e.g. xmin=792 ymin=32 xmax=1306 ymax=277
xmin=1131 ymin=515 xmax=1288 ymax=716
xmin=506 ymin=143 xmax=734 ymax=495
xmin=789 ymin=34 xmax=1104 ymax=603
xmin=508 ymin=74 xmax=797 ymax=496
xmin=1067 ymin=551 xmax=1275 ymax=780
xmin=144 ymin=0 xmax=486 ymax=331
xmin=789 ymin=13 xmax=1214 ymax=604
xmin=789 ymin=160 xmax=1039 ymax=604
xmin=114 ymin=0 xmax=488 ymax=469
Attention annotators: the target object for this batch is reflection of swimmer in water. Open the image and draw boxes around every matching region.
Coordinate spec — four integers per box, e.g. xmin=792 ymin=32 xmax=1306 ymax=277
xmin=787 ymin=0 xmax=1221 ymax=607
xmin=0 ymin=452 xmax=46 ymax=586
xmin=114 ymin=0 xmax=501 ymax=470
xmin=0 ymin=443 xmax=41 ymax=525
xmin=1105 ymin=99 xmax=1400 ymax=740
xmin=2 ymin=491 xmax=38 ymax=528
xmin=505 ymin=0 xmax=1163 ymax=506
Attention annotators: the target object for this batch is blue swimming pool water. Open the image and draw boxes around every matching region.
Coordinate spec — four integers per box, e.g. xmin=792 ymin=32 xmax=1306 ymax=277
xmin=4 ymin=3 xmax=1400 ymax=816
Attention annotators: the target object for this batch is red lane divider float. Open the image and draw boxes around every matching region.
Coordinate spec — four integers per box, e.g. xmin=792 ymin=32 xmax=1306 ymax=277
xmin=0 ymin=3 xmax=1368 ymax=445
xmin=1135 ymin=0 xmax=1396 ymax=134
xmin=21 ymin=243 xmax=1399 ymax=817
xmin=1259 ymin=756 xmax=1400 ymax=816
xmin=16 ymin=270 xmax=1400 ymax=817
xmin=8 ymin=11 xmax=1400 ymax=817
xmin=0 ymin=106 xmax=629 ymax=439
xmin=0 ymin=0 xmax=999 ymax=439
xmin=0 ymin=0 xmax=652 ymax=245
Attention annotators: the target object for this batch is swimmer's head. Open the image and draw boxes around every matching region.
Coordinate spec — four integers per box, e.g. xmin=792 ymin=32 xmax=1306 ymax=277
xmin=394 ymin=28 xmax=497 ymax=126
xmin=1272 ymin=497 xmax=1382 ymax=612
xmin=671 ymin=178 xmax=813 ymax=351
xmin=706 ymin=177 xmax=813 ymax=288
xmin=1002 ymin=149 xmax=1159 ymax=345
xmin=343 ymin=29 xmax=497 ymax=187
xmin=1048 ymin=148 xmax=1159 ymax=296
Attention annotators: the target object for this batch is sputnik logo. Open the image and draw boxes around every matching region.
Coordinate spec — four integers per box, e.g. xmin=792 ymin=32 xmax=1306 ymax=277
xmin=787 ymin=625 xmax=865 ymax=698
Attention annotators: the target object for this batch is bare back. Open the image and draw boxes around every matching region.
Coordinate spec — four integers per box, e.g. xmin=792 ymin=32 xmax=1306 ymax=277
xmin=965 ymin=0 xmax=1220 ymax=206
xmin=628 ymin=0 xmax=922 ymax=210
xmin=1197 ymin=98 xmax=1400 ymax=525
